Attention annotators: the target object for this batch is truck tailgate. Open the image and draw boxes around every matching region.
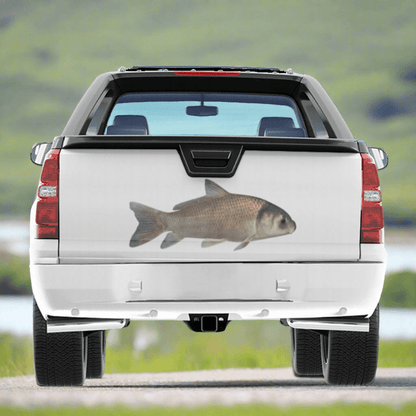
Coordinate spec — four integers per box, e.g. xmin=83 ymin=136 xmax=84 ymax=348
xmin=59 ymin=148 xmax=362 ymax=263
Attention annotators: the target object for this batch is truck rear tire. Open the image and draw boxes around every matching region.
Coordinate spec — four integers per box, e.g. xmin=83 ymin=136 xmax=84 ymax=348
xmin=86 ymin=331 xmax=106 ymax=379
xmin=320 ymin=305 xmax=379 ymax=386
xmin=33 ymin=299 xmax=87 ymax=387
xmin=291 ymin=328 xmax=323 ymax=377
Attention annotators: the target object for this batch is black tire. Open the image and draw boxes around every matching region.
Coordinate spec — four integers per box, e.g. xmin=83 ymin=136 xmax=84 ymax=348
xmin=33 ymin=299 xmax=87 ymax=387
xmin=86 ymin=331 xmax=106 ymax=379
xmin=320 ymin=305 xmax=379 ymax=386
xmin=291 ymin=328 xmax=323 ymax=377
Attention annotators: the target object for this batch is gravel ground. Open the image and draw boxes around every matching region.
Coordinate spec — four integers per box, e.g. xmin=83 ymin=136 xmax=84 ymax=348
xmin=1 ymin=368 xmax=416 ymax=408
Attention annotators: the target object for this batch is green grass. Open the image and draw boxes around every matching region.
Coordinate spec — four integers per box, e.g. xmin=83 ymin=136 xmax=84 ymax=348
xmin=1 ymin=404 xmax=416 ymax=416
xmin=106 ymin=337 xmax=292 ymax=374
xmin=0 ymin=334 xmax=33 ymax=377
xmin=1 ymin=0 xmax=416 ymax=218
xmin=378 ymin=340 xmax=416 ymax=368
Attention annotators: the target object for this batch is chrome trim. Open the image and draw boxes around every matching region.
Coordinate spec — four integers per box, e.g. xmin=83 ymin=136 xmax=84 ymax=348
xmin=287 ymin=318 xmax=369 ymax=332
xmin=47 ymin=318 xmax=127 ymax=333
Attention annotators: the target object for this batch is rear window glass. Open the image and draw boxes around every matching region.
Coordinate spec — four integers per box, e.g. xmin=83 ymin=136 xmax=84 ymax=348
xmin=105 ymin=93 xmax=307 ymax=137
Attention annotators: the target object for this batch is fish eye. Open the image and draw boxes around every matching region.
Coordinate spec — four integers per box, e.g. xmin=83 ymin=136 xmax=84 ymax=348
xmin=280 ymin=218 xmax=287 ymax=225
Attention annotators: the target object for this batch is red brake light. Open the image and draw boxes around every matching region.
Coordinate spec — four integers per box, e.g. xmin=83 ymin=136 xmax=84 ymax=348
xmin=361 ymin=153 xmax=379 ymax=188
xmin=40 ymin=158 xmax=59 ymax=183
xmin=37 ymin=226 xmax=58 ymax=239
xmin=36 ymin=200 xmax=58 ymax=225
xmin=361 ymin=205 xmax=384 ymax=229
xmin=361 ymin=230 xmax=382 ymax=244
xmin=35 ymin=149 xmax=60 ymax=239
xmin=360 ymin=153 xmax=383 ymax=243
xmin=174 ymin=71 xmax=241 ymax=76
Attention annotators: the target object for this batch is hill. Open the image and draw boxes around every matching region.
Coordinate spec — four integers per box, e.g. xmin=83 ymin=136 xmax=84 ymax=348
xmin=1 ymin=0 xmax=416 ymax=220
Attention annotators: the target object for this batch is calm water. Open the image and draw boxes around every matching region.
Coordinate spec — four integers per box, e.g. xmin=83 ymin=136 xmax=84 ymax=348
xmin=0 ymin=296 xmax=414 ymax=339
xmin=0 ymin=296 xmax=33 ymax=335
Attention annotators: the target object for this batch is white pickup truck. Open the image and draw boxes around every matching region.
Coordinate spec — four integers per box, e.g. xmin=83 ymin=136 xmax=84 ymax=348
xmin=30 ymin=66 xmax=388 ymax=387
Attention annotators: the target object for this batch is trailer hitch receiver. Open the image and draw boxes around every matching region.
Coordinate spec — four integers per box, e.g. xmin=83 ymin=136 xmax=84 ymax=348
xmin=185 ymin=314 xmax=230 ymax=332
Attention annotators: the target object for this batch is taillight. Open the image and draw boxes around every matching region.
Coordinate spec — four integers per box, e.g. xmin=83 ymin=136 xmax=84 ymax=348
xmin=35 ymin=149 xmax=60 ymax=239
xmin=174 ymin=71 xmax=241 ymax=76
xmin=361 ymin=153 xmax=384 ymax=243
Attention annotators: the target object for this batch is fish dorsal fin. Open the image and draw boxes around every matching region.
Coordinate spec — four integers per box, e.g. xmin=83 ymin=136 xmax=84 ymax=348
xmin=172 ymin=180 xmax=229 ymax=211
xmin=173 ymin=196 xmax=206 ymax=211
xmin=205 ymin=179 xmax=229 ymax=197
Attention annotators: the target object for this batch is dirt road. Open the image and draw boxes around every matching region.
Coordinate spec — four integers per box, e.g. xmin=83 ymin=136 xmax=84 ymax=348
xmin=1 ymin=368 xmax=416 ymax=408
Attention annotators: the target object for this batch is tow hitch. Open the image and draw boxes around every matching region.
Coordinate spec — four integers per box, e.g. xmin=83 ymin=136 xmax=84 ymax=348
xmin=185 ymin=314 xmax=230 ymax=332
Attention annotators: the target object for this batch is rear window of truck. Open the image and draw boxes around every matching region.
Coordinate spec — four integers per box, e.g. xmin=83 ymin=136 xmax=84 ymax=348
xmin=105 ymin=93 xmax=307 ymax=137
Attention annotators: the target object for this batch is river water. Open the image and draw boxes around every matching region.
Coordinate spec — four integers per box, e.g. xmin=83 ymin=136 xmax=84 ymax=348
xmin=0 ymin=296 xmax=415 ymax=339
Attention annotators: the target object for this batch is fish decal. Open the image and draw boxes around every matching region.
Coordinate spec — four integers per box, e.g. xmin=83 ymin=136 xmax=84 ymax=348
xmin=129 ymin=180 xmax=296 ymax=251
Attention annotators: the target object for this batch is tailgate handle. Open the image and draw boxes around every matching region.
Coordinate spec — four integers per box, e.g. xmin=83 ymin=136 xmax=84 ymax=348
xmin=191 ymin=150 xmax=231 ymax=167
xmin=179 ymin=145 xmax=243 ymax=177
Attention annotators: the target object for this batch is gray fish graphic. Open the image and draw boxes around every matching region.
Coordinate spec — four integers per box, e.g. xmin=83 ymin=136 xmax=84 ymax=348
xmin=129 ymin=180 xmax=296 ymax=251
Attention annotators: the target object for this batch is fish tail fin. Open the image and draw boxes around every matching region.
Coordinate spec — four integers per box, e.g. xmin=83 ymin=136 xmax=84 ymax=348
xmin=129 ymin=202 xmax=167 ymax=247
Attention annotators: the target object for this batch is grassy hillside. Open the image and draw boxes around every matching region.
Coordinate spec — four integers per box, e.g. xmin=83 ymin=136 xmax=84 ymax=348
xmin=1 ymin=0 xmax=416 ymax=219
